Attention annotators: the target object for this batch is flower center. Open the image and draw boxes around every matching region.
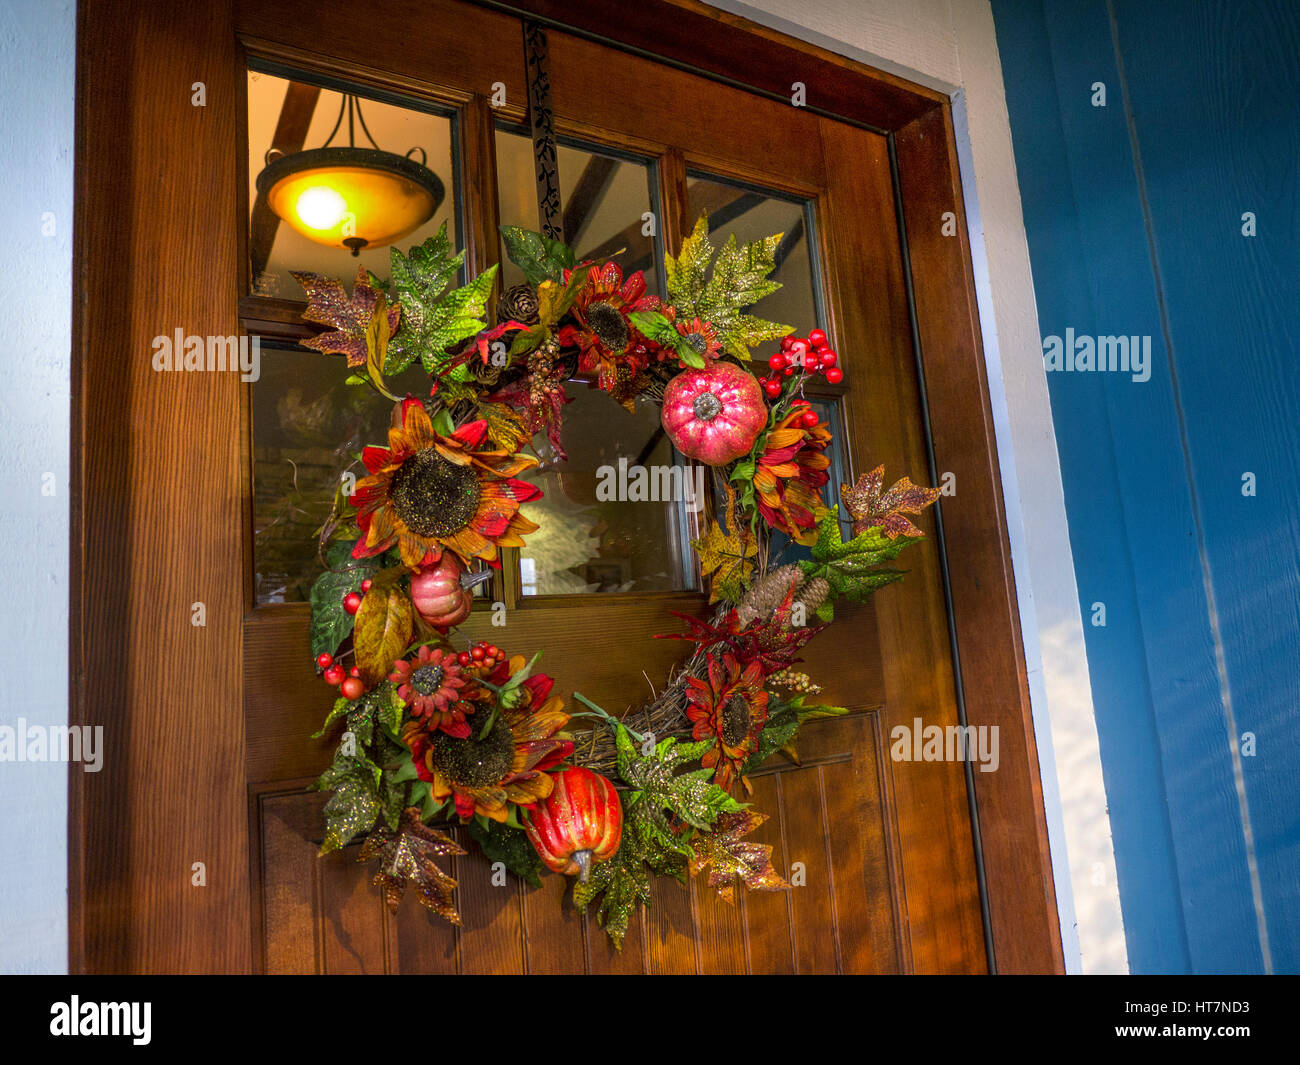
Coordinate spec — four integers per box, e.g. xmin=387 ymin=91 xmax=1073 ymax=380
xmin=722 ymin=694 xmax=752 ymax=747
xmin=431 ymin=719 xmax=516 ymax=788
xmin=390 ymin=448 xmax=482 ymax=538
xmin=586 ymin=301 xmax=629 ymax=352
xmin=692 ymin=392 xmax=723 ymax=422
xmin=684 ymin=331 xmax=708 ymax=353
xmin=411 ymin=664 xmax=445 ymax=695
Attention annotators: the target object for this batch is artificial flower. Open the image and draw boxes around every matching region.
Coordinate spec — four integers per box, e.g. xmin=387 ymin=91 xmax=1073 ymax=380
xmin=404 ymin=655 xmax=573 ymax=822
xmin=559 ymin=262 xmax=655 ymax=403
xmin=390 ymin=645 xmax=474 ymax=737
xmin=751 ymin=407 xmax=832 ymax=544
xmin=684 ymin=652 xmax=770 ymax=793
xmin=350 ymin=397 xmax=542 ymax=568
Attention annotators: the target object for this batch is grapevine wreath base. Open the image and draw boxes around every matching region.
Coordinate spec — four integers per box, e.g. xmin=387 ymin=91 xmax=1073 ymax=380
xmin=298 ymin=215 xmax=941 ymax=947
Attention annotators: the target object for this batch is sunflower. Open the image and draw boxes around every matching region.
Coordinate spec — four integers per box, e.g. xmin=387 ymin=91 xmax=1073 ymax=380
xmin=673 ymin=316 xmax=723 ymax=363
xmin=559 ymin=263 xmax=654 ymax=401
xmin=350 ymin=397 xmax=542 ymax=568
xmin=390 ymin=645 xmax=475 ymax=738
xmin=751 ymin=407 xmax=832 ymax=544
xmin=684 ymin=652 xmax=770 ymax=793
xmin=403 ymin=655 xmax=573 ymax=822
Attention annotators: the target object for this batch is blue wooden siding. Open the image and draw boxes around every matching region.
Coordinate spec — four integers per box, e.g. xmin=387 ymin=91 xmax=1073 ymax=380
xmin=991 ymin=0 xmax=1299 ymax=973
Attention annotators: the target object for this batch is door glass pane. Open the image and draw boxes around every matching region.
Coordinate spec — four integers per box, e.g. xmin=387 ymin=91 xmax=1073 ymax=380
xmin=494 ymin=128 xmax=661 ymax=295
xmin=251 ymin=348 xmax=433 ymax=604
xmin=685 ymin=173 xmax=820 ymax=359
xmin=517 ymin=385 xmax=700 ymax=596
xmin=495 ymin=129 xmax=692 ymax=595
xmin=247 ymin=69 xmax=458 ymax=298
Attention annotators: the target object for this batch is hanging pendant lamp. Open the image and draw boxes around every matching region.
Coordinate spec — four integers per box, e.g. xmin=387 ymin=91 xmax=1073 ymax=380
xmin=256 ymin=92 xmax=445 ymax=256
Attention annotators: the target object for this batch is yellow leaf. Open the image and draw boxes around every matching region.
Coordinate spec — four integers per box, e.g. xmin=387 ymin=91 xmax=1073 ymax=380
xmin=691 ymin=518 xmax=757 ymax=605
xmin=353 ymin=586 xmax=413 ymax=688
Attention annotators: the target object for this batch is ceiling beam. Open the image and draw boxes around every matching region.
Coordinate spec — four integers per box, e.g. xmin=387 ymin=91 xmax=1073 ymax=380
xmin=249 ymin=81 xmax=322 ymax=283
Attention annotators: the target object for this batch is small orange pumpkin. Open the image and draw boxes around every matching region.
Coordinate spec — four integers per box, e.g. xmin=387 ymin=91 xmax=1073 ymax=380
xmin=524 ymin=767 xmax=623 ymax=881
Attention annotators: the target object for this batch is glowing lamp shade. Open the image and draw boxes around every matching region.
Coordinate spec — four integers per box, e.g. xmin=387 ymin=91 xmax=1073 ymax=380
xmin=257 ymin=146 xmax=445 ymax=255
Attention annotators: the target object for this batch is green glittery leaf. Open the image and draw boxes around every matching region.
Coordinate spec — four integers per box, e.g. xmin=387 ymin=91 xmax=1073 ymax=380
xmin=500 ymin=226 xmax=576 ymax=286
xmin=468 ymin=817 xmax=543 ymax=888
xmin=571 ymin=839 xmax=651 ymax=950
xmin=797 ymin=506 xmax=923 ymax=608
xmin=319 ymin=777 xmax=380 ymax=855
xmin=664 ymin=213 xmax=793 ymax=357
xmin=382 ymin=224 xmax=498 ymax=376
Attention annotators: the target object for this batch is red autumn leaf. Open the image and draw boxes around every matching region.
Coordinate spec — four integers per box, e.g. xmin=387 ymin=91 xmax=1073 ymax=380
xmin=358 ymin=807 xmax=466 ymax=923
xmin=293 ymin=265 xmax=402 ymax=368
xmin=688 ymin=809 xmax=789 ymax=903
xmin=840 ymin=465 xmax=941 ymax=539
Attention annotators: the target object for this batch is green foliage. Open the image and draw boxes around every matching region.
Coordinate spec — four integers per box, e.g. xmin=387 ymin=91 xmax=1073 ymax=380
xmin=469 ymin=817 xmax=544 ymax=888
xmin=574 ymin=724 xmax=744 ymax=948
xmin=797 ymin=506 xmax=922 ymax=620
xmin=627 ymin=309 xmax=706 ymax=368
xmin=665 ymin=214 xmax=793 ymax=358
xmin=500 ymin=226 xmax=576 ymax=286
xmin=308 ymin=539 xmax=379 ymax=660
xmin=743 ymin=693 xmax=848 ymax=773
xmin=383 ymin=224 xmax=497 ymax=375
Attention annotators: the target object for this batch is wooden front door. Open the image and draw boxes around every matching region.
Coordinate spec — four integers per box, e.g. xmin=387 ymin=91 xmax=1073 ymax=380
xmin=72 ymin=0 xmax=1061 ymax=974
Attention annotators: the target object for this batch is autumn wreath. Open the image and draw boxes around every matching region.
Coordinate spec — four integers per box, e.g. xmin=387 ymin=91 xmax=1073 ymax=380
xmin=298 ymin=215 xmax=940 ymax=947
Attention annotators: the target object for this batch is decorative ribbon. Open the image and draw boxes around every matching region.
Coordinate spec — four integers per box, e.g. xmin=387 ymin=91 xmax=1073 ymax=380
xmin=523 ymin=21 xmax=563 ymax=242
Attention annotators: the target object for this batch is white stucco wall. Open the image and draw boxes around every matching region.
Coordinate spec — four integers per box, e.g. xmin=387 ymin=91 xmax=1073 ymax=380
xmin=0 ymin=0 xmax=75 ymax=974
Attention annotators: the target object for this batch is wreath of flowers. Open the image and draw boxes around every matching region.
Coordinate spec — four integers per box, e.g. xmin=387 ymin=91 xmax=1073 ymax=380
xmin=297 ymin=214 xmax=941 ymax=947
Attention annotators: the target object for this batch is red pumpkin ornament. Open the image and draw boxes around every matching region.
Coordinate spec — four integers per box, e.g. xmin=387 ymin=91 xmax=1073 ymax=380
xmin=524 ymin=767 xmax=623 ymax=881
xmin=410 ymin=553 xmax=473 ymax=630
xmin=661 ymin=362 xmax=767 ymax=466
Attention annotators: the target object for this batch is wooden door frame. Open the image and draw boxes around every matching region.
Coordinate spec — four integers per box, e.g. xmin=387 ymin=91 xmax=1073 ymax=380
xmin=70 ymin=0 xmax=1062 ymax=974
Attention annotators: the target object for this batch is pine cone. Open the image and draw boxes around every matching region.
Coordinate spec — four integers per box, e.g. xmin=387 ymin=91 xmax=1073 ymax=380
xmin=793 ymin=576 xmax=829 ymax=622
xmin=468 ymin=356 xmax=503 ymax=387
xmin=498 ymin=283 xmax=540 ymax=326
xmin=735 ymin=563 xmax=802 ymax=627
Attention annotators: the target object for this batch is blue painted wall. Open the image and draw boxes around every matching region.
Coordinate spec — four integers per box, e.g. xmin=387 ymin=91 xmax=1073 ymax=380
xmin=991 ymin=0 xmax=1300 ymax=973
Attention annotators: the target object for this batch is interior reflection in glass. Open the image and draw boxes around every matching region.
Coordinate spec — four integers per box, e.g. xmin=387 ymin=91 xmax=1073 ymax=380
xmin=517 ymin=384 xmax=699 ymax=595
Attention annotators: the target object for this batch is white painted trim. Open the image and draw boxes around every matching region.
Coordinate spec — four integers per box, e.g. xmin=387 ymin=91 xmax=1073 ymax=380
xmin=704 ymin=0 xmax=1127 ymax=973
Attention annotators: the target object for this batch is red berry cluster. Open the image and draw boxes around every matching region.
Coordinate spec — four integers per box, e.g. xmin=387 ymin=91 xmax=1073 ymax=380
xmin=757 ymin=328 xmax=843 ymax=398
xmin=317 ymin=652 xmax=364 ymax=700
xmin=341 ymin=578 xmax=373 ymax=618
xmin=457 ymin=641 xmax=503 ymax=676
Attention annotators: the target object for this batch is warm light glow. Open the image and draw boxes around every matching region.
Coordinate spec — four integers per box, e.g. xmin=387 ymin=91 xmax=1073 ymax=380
xmin=264 ymin=163 xmax=440 ymax=253
xmin=294 ymin=185 xmax=348 ymax=231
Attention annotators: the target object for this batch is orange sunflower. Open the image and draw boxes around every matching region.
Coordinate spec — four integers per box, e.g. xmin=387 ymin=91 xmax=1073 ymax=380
xmin=403 ymin=656 xmax=573 ymax=822
xmin=559 ymin=263 xmax=655 ymax=403
xmin=751 ymin=406 xmax=831 ymax=544
xmin=684 ymin=652 xmax=770 ymax=793
xmin=351 ymin=397 xmax=542 ymax=568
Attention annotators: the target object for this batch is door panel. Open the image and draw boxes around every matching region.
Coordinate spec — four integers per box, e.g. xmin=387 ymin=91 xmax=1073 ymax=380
xmin=257 ymin=714 xmax=899 ymax=973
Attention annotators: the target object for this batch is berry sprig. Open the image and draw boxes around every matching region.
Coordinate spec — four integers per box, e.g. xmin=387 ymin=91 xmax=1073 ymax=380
xmin=757 ymin=327 xmax=843 ymax=398
xmin=316 ymin=652 xmax=364 ymax=700
xmin=457 ymin=641 xmax=503 ymax=676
